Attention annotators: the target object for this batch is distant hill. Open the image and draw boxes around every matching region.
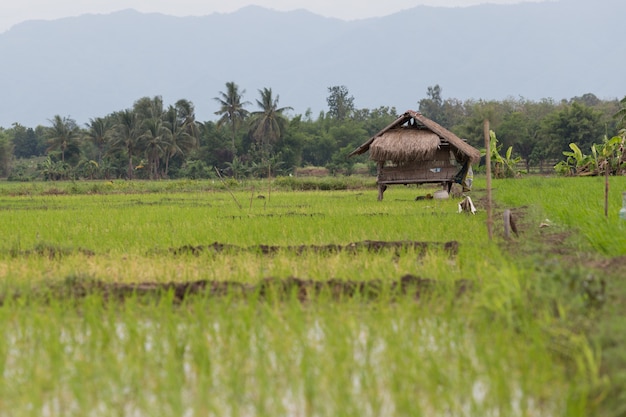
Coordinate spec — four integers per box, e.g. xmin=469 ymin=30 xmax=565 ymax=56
xmin=0 ymin=0 xmax=624 ymax=127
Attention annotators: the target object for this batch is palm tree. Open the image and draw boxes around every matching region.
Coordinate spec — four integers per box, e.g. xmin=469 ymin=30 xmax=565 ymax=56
xmin=141 ymin=117 xmax=169 ymax=179
xmin=85 ymin=116 xmax=112 ymax=165
xmin=175 ymin=99 xmax=200 ymax=139
xmin=214 ymin=81 xmax=250 ymax=155
xmin=162 ymin=105 xmax=197 ymax=178
xmin=110 ymin=109 xmax=142 ymax=179
xmin=249 ymin=87 xmax=292 ymax=151
xmin=46 ymin=115 xmax=80 ymax=163
xmin=134 ymin=96 xmax=165 ymax=120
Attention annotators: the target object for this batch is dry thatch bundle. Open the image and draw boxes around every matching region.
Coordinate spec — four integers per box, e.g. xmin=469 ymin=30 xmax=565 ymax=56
xmin=369 ymin=128 xmax=440 ymax=163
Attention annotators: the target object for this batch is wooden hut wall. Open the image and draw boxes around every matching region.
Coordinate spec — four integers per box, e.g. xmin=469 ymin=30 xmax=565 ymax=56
xmin=378 ymin=147 xmax=459 ymax=184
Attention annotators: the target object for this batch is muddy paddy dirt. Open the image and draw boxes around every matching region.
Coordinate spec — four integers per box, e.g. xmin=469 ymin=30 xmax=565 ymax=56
xmin=39 ymin=274 xmax=473 ymax=304
xmin=168 ymin=239 xmax=459 ymax=257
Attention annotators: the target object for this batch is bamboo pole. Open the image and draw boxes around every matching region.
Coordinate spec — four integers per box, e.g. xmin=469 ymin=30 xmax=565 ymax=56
xmin=268 ymin=163 xmax=272 ymax=204
xmin=605 ymin=161 xmax=609 ymax=218
xmin=484 ymin=120 xmax=493 ymax=240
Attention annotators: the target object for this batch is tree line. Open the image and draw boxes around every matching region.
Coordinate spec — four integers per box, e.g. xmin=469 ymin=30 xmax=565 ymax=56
xmin=0 ymin=83 xmax=625 ymax=181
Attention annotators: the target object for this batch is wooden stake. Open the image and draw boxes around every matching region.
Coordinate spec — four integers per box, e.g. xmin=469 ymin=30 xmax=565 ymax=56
xmin=503 ymin=209 xmax=518 ymax=239
xmin=268 ymin=163 xmax=272 ymax=204
xmin=484 ymin=120 xmax=493 ymax=240
xmin=605 ymin=161 xmax=609 ymax=218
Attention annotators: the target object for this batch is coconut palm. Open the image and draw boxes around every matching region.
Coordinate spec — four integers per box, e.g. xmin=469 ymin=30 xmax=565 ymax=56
xmin=175 ymin=99 xmax=200 ymax=139
xmin=45 ymin=115 xmax=80 ymax=163
xmin=110 ymin=109 xmax=142 ymax=179
xmin=214 ymin=82 xmax=250 ymax=155
xmin=161 ymin=105 xmax=197 ymax=177
xmin=134 ymin=96 xmax=165 ymax=120
xmin=249 ymin=87 xmax=293 ymax=151
xmin=85 ymin=116 xmax=113 ymax=165
xmin=141 ymin=117 xmax=170 ymax=179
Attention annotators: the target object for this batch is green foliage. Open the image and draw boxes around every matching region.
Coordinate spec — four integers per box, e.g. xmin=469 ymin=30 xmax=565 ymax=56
xmin=0 ymin=130 xmax=11 ymax=177
xmin=45 ymin=115 xmax=81 ymax=165
xmin=6 ymin=162 xmax=31 ymax=181
xmin=555 ymin=133 xmax=626 ymax=176
xmin=10 ymin=124 xmax=46 ymax=159
xmin=540 ymin=101 xmax=605 ymax=160
xmin=224 ymin=155 xmax=248 ymax=180
xmin=555 ymin=143 xmax=592 ymax=176
xmin=248 ymin=87 xmax=292 ymax=153
xmin=497 ymin=110 xmax=537 ymax=171
xmin=273 ymin=175 xmax=373 ymax=190
xmin=326 ymin=85 xmax=355 ymax=120
xmin=614 ymin=96 xmax=626 ymax=129
xmin=39 ymin=156 xmax=70 ymax=181
xmin=418 ymin=84 xmax=445 ymax=123
xmin=214 ymin=81 xmax=250 ymax=154
xmin=178 ymin=159 xmax=213 ymax=179
xmin=3 ymin=85 xmax=625 ymax=183
xmin=489 ymin=130 xmax=522 ymax=178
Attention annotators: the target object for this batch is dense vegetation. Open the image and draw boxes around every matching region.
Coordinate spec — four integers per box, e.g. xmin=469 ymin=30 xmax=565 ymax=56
xmin=0 ymin=84 xmax=625 ymax=181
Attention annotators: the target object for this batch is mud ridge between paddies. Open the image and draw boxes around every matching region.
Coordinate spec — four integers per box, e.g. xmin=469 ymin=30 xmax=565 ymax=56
xmin=9 ymin=275 xmax=473 ymax=304
xmin=167 ymin=240 xmax=459 ymax=257
xmin=4 ymin=240 xmax=459 ymax=259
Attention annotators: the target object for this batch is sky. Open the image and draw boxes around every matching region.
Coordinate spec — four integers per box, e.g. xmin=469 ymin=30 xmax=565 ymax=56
xmin=1 ymin=0 xmax=546 ymax=33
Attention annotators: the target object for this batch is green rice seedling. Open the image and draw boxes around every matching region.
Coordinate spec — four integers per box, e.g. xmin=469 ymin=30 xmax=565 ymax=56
xmin=0 ymin=283 xmax=596 ymax=416
xmin=0 ymin=178 xmax=614 ymax=416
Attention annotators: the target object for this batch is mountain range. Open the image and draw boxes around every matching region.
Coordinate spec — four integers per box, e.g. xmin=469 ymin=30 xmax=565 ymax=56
xmin=0 ymin=0 xmax=624 ymax=128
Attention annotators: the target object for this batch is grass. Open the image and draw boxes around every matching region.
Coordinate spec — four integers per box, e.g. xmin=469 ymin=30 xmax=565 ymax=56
xmin=0 ymin=176 xmax=624 ymax=416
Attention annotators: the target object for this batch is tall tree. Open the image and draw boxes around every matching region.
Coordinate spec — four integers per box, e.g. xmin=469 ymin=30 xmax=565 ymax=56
xmin=85 ymin=117 xmax=113 ymax=165
xmin=45 ymin=115 xmax=80 ymax=163
xmin=326 ymin=85 xmax=355 ymax=121
xmin=418 ymin=84 xmax=446 ymax=125
xmin=134 ymin=96 xmax=165 ymax=121
xmin=274 ymin=116 xmax=305 ymax=172
xmin=214 ymin=82 xmax=250 ymax=155
xmin=539 ymin=101 xmax=604 ymax=160
xmin=162 ymin=104 xmax=197 ymax=177
xmin=141 ymin=117 xmax=169 ymax=179
xmin=110 ymin=109 xmax=143 ymax=179
xmin=196 ymin=121 xmax=232 ymax=168
xmin=175 ymin=99 xmax=200 ymax=140
xmin=11 ymin=123 xmax=45 ymax=159
xmin=249 ymin=87 xmax=293 ymax=152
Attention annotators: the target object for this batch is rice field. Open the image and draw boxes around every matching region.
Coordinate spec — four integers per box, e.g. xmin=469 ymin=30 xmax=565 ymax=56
xmin=0 ymin=175 xmax=624 ymax=416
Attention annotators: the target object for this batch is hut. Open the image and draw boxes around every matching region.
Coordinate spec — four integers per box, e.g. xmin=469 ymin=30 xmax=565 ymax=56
xmin=348 ymin=110 xmax=481 ymax=200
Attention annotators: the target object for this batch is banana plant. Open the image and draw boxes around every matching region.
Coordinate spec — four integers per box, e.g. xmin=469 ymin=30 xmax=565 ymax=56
xmin=554 ymin=134 xmax=625 ymax=176
xmin=555 ymin=143 xmax=594 ymax=175
xmin=489 ymin=130 xmax=522 ymax=178
xmin=597 ymin=135 xmax=625 ymax=175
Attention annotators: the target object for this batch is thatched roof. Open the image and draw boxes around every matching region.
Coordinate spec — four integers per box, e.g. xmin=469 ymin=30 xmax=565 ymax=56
xmin=348 ymin=110 xmax=481 ymax=164
xmin=369 ymin=128 xmax=440 ymax=162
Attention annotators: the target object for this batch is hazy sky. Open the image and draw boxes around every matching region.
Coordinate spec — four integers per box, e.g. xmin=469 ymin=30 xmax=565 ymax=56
xmin=1 ymin=0 xmax=546 ymax=33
